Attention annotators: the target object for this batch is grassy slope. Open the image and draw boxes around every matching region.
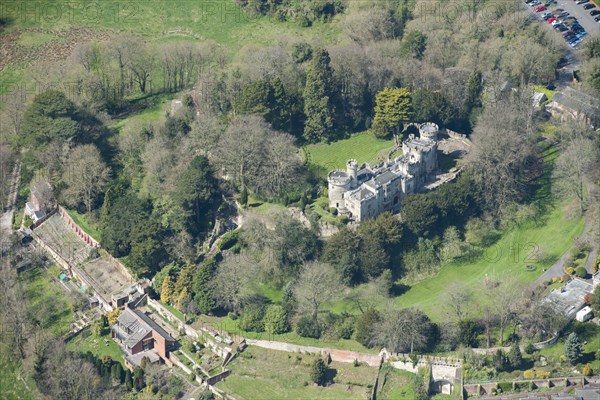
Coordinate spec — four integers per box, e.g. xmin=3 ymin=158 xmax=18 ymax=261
xmin=0 ymin=356 xmax=35 ymax=400
xmin=65 ymin=209 xmax=102 ymax=242
xmin=302 ymin=131 xmax=396 ymax=178
xmin=66 ymin=329 xmax=125 ymax=366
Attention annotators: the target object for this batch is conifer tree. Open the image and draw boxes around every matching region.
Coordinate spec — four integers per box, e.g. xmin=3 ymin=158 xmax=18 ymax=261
xmin=508 ymin=340 xmax=522 ymax=369
xmin=303 ymin=49 xmax=336 ymax=142
xmin=564 ymin=332 xmax=582 ymax=364
xmin=161 ymin=275 xmax=174 ymax=304
xmin=373 ymin=87 xmax=413 ymax=138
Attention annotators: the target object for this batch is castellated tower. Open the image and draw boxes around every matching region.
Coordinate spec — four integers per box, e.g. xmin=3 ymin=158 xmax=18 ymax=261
xmin=328 ymin=169 xmax=352 ymax=210
xmin=419 ymin=122 xmax=439 ymax=142
xmin=346 ymin=159 xmax=358 ymax=181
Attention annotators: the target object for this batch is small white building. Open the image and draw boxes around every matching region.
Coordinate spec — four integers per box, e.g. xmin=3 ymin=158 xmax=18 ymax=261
xmin=575 ymin=306 xmax=593 ymax=323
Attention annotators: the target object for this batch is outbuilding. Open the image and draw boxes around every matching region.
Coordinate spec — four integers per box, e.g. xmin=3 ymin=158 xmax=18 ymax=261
xmin=575 ymin=306 xmax=593 ymax=323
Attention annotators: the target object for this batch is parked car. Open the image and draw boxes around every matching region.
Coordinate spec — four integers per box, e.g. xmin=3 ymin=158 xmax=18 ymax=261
xmin=583 ymin=3 xmax=595 ymax=9
xmin=563 ymin=16 xmax=577 ymax=21
xmin=575 ymin=0 xmax=589 ymax=4
xmin=535 ymin=5 xmax=547 ymax=11
xmin=594 ymin=15 xmax=600 ymax=21
xmin=591 ymin=9 xmax=600 ymax=15
xmin=555 ymin=24 xmax=569 ymax=31
xmin=557 ymin=11 xmax=570 ymax=17
xmin=542 ymin=13 xmax=553 ymax=20
xmin=547 ymin=17 xmax=559 ymax=23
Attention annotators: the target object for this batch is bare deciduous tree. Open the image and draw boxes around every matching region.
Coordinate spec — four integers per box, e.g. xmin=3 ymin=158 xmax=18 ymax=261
xmin=62 ymin=144 xmax=110 ymax=214
xmin=293 ymin=261 xmax=341 ymax=321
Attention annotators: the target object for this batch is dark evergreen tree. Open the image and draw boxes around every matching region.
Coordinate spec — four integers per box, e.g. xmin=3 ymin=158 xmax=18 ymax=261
xmin=508 ymin=340 xmax=523 ymax=369
xmin=564 ymin=332 xmax=582 ymax=365
xmin=310 ymin=358 xmax=328 ymax=386
xmin=303 ymin=49 xmax=337 ymax=142
xmin=193 ymin=257 xmax=218 ymax=314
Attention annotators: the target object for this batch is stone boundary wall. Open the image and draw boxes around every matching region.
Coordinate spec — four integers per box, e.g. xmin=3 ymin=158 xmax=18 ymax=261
xmin=57 ymin=206 xmax=99 ymax=248
xmin=206 ymin=370 xmax=231 ymax=386
xmin=245 ymin=339 xmax=382 ymax=367
xmin=464 ymin=376 xmax=586 ymax=396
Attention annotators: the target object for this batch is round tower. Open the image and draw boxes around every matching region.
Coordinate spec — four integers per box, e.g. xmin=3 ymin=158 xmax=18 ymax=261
xmin=346 ymin=159 xmax=358 ymax=182
xmin=419 ymin=122 xmax=439 ymax=142
xmin=328 ymin=170 xmax=352 ymax=210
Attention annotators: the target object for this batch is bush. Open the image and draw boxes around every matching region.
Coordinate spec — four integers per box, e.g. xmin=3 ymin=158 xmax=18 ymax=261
xmin=523 ymin=369 xmax=535 ymax=379
xmin=535 ymin=369 xmax=550 ymax=379
xmin=329 ymin=207 xmax=338 ymax=216
xmin=575 ymin=266 xmax=587 ymax=278
xmin=334 ymin=316 xmax=355 ymax=340
xmin=263 ymin=305 xmax=289 ymax=335
xmin=562 ymin=273 xmax=571 ymax=283
xmin=238 ymin=305 xmax=266 ymax=332
xmin=566 ymin=266 xmax=575 ymax=275
xmin=217 ymin=230 xmax=239 ymax=251
xmin=296 ymin=316 xmax=321 ymax=338
xmin=582 ymin=364 xmax=593 ymax=377
xmin=310 ymin=358 xmax=328 ymax=386
xmin=228 ymin=312 xmax=238 ymax=320
xmin=524 ymin=342 xmax=536 ymax=355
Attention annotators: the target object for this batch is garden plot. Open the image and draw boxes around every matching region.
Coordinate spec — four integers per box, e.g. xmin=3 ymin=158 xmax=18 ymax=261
xmin=33 ymin=214 xmax=91 ymax=266
xmin=75 ymin=257 xmax=132 ymax=301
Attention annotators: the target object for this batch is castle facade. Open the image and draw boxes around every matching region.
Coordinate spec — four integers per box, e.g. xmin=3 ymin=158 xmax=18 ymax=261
xmin=328 ymin=123 xmax=439 ymax=222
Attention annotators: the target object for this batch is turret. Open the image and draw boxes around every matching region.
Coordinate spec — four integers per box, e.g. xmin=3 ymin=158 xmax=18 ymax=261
xmin=419 ymin=122 xmax=439 ymax=142
xmin=346 ymin=159 xmax=358 ymax=182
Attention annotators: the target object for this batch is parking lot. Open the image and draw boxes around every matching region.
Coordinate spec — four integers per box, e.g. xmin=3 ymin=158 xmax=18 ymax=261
xmin=555 ymin=0 xmax=600 ymax=34
xmin=528 ymin=0 xmax=600 ymax=49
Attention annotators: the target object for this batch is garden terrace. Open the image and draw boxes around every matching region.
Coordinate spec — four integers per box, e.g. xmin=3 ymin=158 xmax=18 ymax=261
xmin=74 ymin=257 xmax=133 ymax=306
xmin=33 ymin=214 xmax=91 ymax=266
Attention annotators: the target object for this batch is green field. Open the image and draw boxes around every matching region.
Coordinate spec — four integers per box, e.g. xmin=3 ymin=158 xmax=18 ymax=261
xmin=539 ymin=322 xmax=600 ymax=372
xmin=20 ymin=265 xmax=74 ymax=335
xmin=302 ymin=131 xmax=396 ymax=177
xmin=216 ymin=346 xmax=380 ymax=400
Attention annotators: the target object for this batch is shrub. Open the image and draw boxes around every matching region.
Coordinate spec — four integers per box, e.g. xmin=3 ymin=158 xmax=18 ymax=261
xmin=329 ymin=207 xmax=338 ymax=216
xmin=582 ymin=364 xmax=593 ymax=377
xmin=524 ymin=342 xmax=536 ymax=355
xmin=523 ymin=369 xmax=535 ymax=379
xmin=263 ymin=305 xmax=289 ymax=335
xmin=310 ymin=358 xmax=328 ymax=386
xmin=566 ymin=266 xmax=575 ymax=275
xmin=228 ymin=312 xmax=238 ymax=320
xmin=334 ymin=316 xmax=355 ymax=340
xmin=238 ymin=305 xmax=266 ymax=332
xmin=575 ymin=266 xmax=587 ymax=279
xmin=562 ymin=273 xmax=571 ymax=283
xmin=217 ymin=230 xmax=239 ymax=251
xmin=296 ymin=316 xmax=321 ymax=338
xmin=535 ymin=370 xmax=550 ymax=379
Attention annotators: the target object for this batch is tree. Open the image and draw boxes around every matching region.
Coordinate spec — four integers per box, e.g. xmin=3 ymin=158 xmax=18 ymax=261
xmin=173 ymin=155 xmax=220 ymax=236
xmin=211 ymin=256 xmax=257 ymax=313
xmin=263 ymin=304 xmax=289 ymax=335
xmin=508 ymin=340 xmax=523 ymax=369
xmin=107 ymin=309 xmax=121 ymax=325
xmin=564 ymin=332 xmax=582 ymax=365
xmin=310 ymin=358 xmax=328 ymax=386
xmin=458 ymin=319 xmax=479 ymax=347
xmin=590 ymin=285 xmax=600 ymax=314
xmin=553 ymin=138 xmax=600 ymax=215
xmin=293 ymin=262 xmax=341 ymax=323
xmin=372 ymin=87 xmax=413 ymax=138
xmin=354 ymin=308 xmax=381 ymax=348
xmin=400 ymin=30 xmax=427 ymax=59
xmin=161 ymin=276 xmax=174 ymax=304
xmin=62 ymin=144 xmax=111 ymax=214
xmin=193 ymin=257 xmax=217 ymax=314
xmin=303 ymin=48 xmax=337 ymax=142
xmin=20 ymin=90 xmax=81 ymax=146
xmin=375 ymin=307 xmax=434 ymax=353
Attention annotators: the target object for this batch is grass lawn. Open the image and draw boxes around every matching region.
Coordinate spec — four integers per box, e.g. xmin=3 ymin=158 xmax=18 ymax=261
xmin=389 ymin=205 xmax=584 ymax=322
xmin=534 ymin=84 xmax=557 ymax=102
xmin=302 ymin=131 xmax=396 ymax=178
xmin=216 ymin=346 xmax=378 ymax=400
xmin=539 ymin=322 xmax=600 ymax=372
xmin=377 ymin=366 xmax=418 ymax=400
xmin=66 ymin=328 xmax=125 ymax=366
xmin=20 ymin=265 xmax=74 ymax=335
xmin=65 ymin=208 xmax=102 ymax=242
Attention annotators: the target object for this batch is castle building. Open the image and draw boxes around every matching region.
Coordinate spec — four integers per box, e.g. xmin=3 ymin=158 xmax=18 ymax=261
xmin=328 ymin=123 xmax=439 ymax=222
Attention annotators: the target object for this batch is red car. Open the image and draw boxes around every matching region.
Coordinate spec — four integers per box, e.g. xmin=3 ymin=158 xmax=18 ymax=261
xmin=547 ymin=17 xmax=558 ymax=23
xmin=535 ymin=5 xmax=547 ymax=11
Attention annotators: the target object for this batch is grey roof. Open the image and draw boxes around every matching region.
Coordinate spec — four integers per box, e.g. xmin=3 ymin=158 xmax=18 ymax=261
xmin=575 ymin=388 xmax=600 ymax=400
xmin=553 ymin=87 xmax=600 ymax=122
xmin=372 ymin=170 xmax=400 ymax=187
xmin=131 ymin=309 xmax=176 ymax=342
xmin=543 ymin=279 xmax=593 ymax=318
